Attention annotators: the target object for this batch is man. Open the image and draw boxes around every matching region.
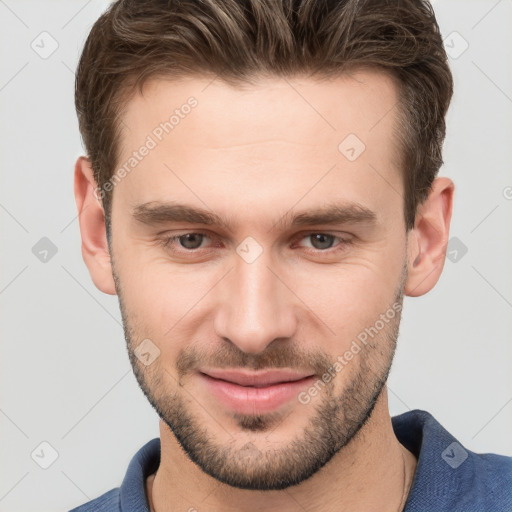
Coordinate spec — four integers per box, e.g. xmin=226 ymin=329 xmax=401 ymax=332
xmin=70 ymin=0 xmax=512 ymax=510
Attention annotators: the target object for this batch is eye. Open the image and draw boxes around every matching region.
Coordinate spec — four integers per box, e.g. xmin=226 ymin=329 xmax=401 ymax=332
xmin=302 ymin=233 xmax=336 ymax=250
xmin=295 ymin=233 xmax=352 ymax=252
xmin=159 ymin=231 xmax=352 ymax=256
xmin=162 ymin=232 xmax=211 ymax=251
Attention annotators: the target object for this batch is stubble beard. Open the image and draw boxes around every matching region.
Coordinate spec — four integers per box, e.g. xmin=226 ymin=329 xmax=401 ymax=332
xmin=113 ymin=258 xmax=407 ymax=490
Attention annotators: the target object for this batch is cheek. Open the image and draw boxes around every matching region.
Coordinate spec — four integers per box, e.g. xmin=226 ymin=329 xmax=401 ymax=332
xmin=289 ymin=253 xmax=403 ymax=349
xmin=117 ymin=257 xmax=217 ymax=359
xmin=114 ymin=221 xmax=405 ymax=348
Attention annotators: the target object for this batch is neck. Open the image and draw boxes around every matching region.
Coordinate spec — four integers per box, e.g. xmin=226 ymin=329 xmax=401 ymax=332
xmin=147 ymin=387 xmax=417 ymax=512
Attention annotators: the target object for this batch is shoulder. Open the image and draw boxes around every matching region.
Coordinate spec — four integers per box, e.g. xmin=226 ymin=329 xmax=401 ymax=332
xmin=393 ymin=409 xmax=512 ymax=511
xmin=67 ymin=438 xmax=160 ymax=512
xmin=460 ymin=450 xmax=512 ymax=505
xmin=68 ymin=488 xmax=120 ymax=512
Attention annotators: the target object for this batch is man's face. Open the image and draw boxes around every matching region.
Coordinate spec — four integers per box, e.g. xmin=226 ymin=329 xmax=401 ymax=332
xmin=109 ymin=69 xmax=409 ymax=490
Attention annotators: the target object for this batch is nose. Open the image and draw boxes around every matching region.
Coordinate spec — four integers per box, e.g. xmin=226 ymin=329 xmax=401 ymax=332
xmin=213 ymin=247 xmax=298 ymax=355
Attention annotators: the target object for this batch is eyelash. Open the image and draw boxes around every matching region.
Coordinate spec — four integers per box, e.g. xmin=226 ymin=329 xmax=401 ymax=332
xmin=160 ymin=231 xmax=353 ymax=256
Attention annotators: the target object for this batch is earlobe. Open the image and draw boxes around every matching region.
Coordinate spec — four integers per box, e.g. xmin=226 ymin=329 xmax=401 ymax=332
xmin=74 ymin=156 xmax=117 ymax=295
xmin=404 ymin=177 xmax=455 ymax=297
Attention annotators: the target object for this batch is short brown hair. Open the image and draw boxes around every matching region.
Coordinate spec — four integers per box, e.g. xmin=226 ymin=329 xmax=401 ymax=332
xmin=75 ymin=0 xmax=453 ymax=233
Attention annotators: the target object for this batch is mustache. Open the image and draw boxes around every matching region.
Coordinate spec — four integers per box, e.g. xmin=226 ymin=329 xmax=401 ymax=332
xmin=175 ymin=341 xmax=333 ymax=379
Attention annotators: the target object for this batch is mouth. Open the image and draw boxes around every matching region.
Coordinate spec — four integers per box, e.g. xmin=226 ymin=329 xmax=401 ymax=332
xmin=198 ymin=368 xmax=317 ymax=414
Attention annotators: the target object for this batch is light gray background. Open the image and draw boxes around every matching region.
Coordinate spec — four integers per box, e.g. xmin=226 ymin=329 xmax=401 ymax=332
xmin=1 ymin=0 xmax=511 ymax=510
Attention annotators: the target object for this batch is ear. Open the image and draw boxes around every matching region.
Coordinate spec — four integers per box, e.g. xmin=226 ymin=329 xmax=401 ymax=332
xmin=404 ymin=177 xmax=455 ymax=297
xmin=74 ymin=156 xmax=117 ymax=295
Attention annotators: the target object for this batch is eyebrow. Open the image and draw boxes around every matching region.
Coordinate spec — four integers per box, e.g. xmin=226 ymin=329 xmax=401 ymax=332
xmin=132 ymin=201 xmax=378 ymax=232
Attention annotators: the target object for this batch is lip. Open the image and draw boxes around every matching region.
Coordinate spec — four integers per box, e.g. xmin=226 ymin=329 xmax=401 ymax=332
xmin=201 ymin=368 xmax=314 ymax=387
xmin=198 ymin=369 xmax=316 ymax=414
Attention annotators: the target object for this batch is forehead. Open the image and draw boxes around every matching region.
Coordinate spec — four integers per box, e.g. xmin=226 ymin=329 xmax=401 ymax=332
xmin=120 ymin=68 xmax=400 ymax=144
xmin=114 ymin=69 xmax=403 ymax=229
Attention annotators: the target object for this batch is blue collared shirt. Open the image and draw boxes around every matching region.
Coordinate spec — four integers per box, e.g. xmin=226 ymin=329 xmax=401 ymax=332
xmin=69 ymin=409 xmax=512 ymax=511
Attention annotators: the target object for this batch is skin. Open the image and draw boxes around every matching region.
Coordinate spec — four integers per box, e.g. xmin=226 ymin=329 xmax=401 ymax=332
xmin=74 ymin=68 xmax=454 ymax=512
